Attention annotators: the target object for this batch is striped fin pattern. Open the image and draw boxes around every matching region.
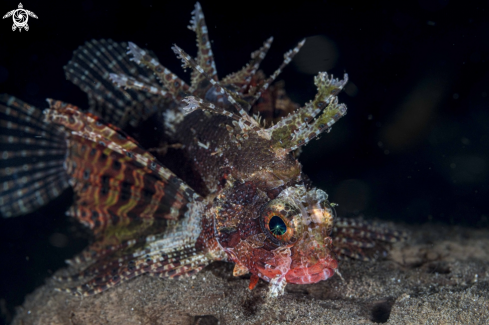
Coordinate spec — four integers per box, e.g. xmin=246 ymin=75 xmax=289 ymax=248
xmin=0 ymin=95 xmax=69 ymax=217
xmin=54 ymin=201 xmax=209 ymax=296
xmin=44 ymin=100 xmax=201 ymax=229
xmin=331 ymin=217 xmax=408 ymax=261
xmin=39 ymin=99 xmax=210 ymax=295
xmin=64 ymin=136 xmax=188 ymax=230
xmin=54 ymin=195 xmax=209 ymax=296
xmin=0 ymin=95 xmax=210 ymax=295
xmin=64 ymin=39 xmax=164 ymax=128
xmin=56 ymin=241 xmax=210 ymax=296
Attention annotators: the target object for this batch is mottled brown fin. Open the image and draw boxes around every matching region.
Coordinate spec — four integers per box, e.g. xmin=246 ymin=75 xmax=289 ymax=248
xmin=0 ymin=95 xmax=69 ymax=217
xmin=332 ymin=217 xmax=408 ymax=261
xmin=64 ymin=39 xmax=162 ymax=128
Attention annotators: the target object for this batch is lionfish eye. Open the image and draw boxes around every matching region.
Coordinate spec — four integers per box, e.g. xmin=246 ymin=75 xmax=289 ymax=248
xmin=261 ymin=203 xmax=295 ymax=244
xmin=269 ymin=216 xmax=287 ymax=236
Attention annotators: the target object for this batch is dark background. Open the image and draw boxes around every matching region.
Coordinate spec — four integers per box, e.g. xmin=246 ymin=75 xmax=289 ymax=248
xmin=0 ymin=0 xmax=488 ymax=323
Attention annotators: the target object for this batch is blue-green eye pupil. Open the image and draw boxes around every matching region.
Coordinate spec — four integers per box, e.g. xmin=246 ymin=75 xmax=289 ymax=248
xmin=269 ymin=216 xmax=287 ymax=236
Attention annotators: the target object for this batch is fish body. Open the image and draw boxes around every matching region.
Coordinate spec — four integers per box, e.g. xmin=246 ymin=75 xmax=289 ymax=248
xmin=0 ymin=2 xmax=403 ymax=298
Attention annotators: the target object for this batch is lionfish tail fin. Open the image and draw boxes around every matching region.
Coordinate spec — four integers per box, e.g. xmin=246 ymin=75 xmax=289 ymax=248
xmin=0 ymin=95 xmax=69 ymax=217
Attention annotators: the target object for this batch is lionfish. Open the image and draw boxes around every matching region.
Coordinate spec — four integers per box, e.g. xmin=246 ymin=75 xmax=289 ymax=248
xmin=0 ymin=3 xmax=404 ymax=297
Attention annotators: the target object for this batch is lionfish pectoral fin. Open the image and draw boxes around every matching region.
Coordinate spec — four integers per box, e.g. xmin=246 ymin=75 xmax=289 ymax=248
xmin=268 ymin=72 xmax=348 ymax=152
xmin=42 ymin=100 xmax=208 ymax=296
xmin=248 ymin=274 xmax=259 ymax=290
xmin=0 ymin=95 xmax=69 ymax=217
xmin=233 ymin=263 xmax=249 ymax=277
xmin=55 ymin=246 xmax=211 ymax=296
xmin=44 ymin=99 xmax=202 ymax=233
xmin=332 ymin=217 xmax=408 ymax=261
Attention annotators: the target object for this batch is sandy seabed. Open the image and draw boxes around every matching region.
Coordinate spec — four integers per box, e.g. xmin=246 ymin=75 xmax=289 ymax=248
xmin=12 ymin=224 xmax=489 ymax=325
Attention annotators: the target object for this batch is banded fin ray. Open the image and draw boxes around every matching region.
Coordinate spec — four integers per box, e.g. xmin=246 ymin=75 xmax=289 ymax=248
xmin=64 ymin=136 xmax=188 ymax=232
xmin=267 ymin=72 xmax=349 ymax=152
xmin=332 ymin=217 xmax=408 ymax=261
xmin=188 ymin=2 xmax=218 ymax=93
xmin=35 ymin=99 xmax=209 ymax=295
xmin=221 ymin=37 xmax=274 ymax=93
xmin=124 ymin=41 xmax=190 ymax=99
xmin=56 ymin=243 xmax=210 ymax=296
xmin=64 ymin=39 xmax=163 ymax=128
xmin=44 ymin=100 xmax=201 ymax=232
xmin=0 ymin=95 xmax=69 ymax=217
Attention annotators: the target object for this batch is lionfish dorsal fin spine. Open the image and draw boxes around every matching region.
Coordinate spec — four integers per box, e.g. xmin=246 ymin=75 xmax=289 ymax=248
xmin=126 ymin=41 xmax=190 ymax=99
xmin=172 ymin=45 xmax=262 ymax=132
xmin=268 ymin=72 xmax=348 ymax=152
xmin=221 ymin=36 xmax=274 ymax=93
xmin=249 ymin=39 xmax=306 ymax=104
xmin=64 ymin=39 xmax=162 ymax=128
xmin=188 ymin=2 xmax=218 ymax=90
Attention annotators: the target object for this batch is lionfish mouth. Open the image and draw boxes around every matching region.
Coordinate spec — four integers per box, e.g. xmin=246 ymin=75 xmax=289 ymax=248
xmin=286 ymin=258 xmax=337 ymax=284
xmin=275 ymin=186 xmax=338 ymax=284
xmin=285 ymin=221 xmax=338 ymax=285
